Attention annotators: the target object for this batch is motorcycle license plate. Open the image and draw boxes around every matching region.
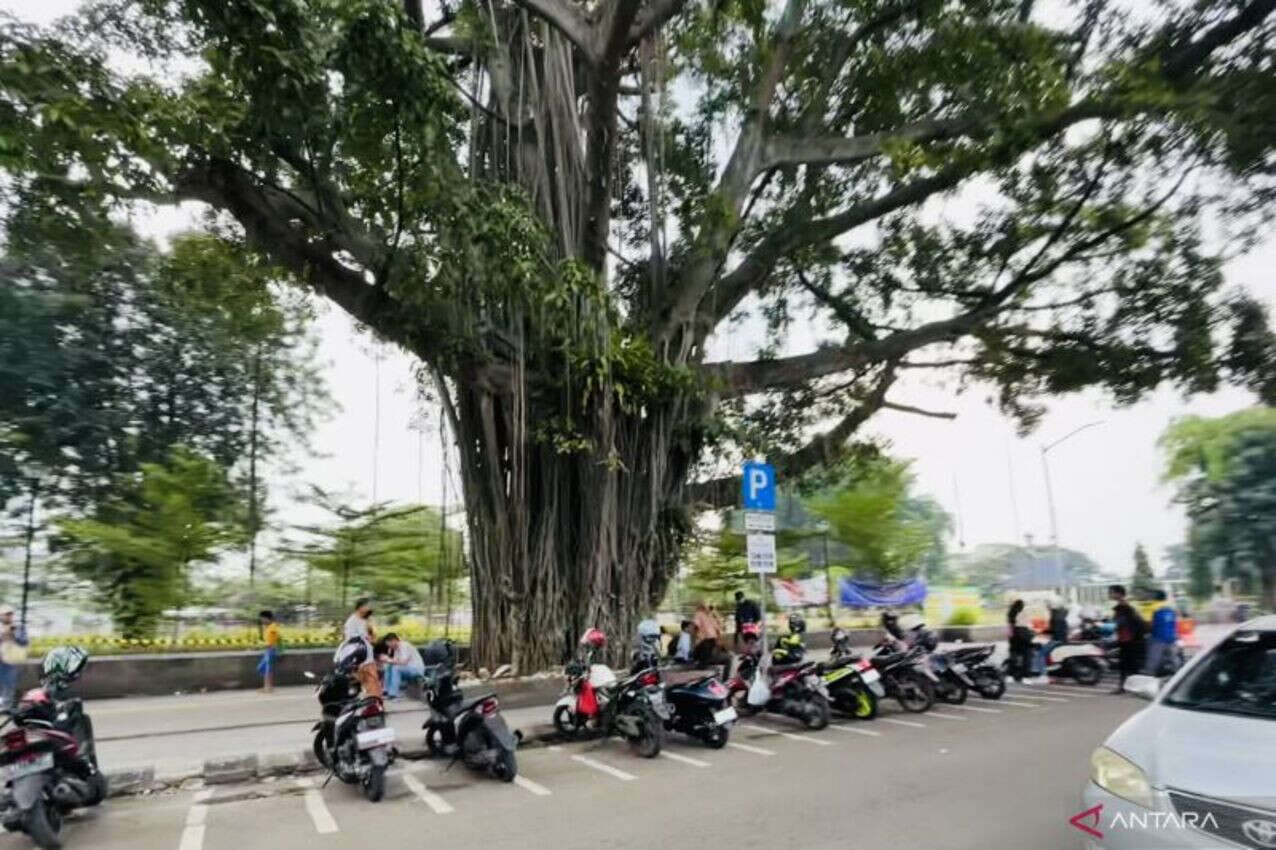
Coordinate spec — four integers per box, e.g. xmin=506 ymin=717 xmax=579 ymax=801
xmin=860 ymin=668 xmax=881 ymax=684
xmin=3 ymin=752 xmax=52 ymax=781
xmin=713 ymin=707 xmax=737 ymax=725
xmin=356 ymin=728 xmax=396 ymax=750
xmin=951 ymin=663 xmax=967 ymax=673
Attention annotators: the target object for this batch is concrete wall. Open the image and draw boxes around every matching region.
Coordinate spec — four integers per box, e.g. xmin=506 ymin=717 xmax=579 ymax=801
xmin=18 ymin=627 xmax=1012 ymax=700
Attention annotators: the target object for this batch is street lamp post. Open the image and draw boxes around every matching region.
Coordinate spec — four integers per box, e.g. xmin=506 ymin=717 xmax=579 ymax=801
xmin=816 ymin=520 xmax=834 ymax=628
xmin=1040 ymin=421 xmax=1105 ymax=589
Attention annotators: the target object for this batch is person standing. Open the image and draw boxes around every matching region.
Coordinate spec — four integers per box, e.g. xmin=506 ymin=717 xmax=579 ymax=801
xmin=733 ymin=590 xmax=761 ymax=648
xmin=377 ymin=633 xmax=426 ymax=699
xmin=1006 ymin=599 xmax=1033 ymax=683
xmin=257 ymin=610 xmax=281 ymax=693
xmin=0 ymin=605 xmax=29 ymax=709
xmin=1109 ymin=584 xmax=1147 ymax=693
xmin=1143 ymin=590 xmax=1178 ymax=677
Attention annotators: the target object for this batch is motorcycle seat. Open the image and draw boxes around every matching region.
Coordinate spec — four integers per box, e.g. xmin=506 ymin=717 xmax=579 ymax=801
xmin=768 ymin=662 xmax=808 ymax=675
xmin=455 ymin=692 xmax=496 ymax=715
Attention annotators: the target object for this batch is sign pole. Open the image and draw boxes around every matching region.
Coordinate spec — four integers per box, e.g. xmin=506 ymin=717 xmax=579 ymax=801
xmin=741 ymin=460 xmax=778 ymax=666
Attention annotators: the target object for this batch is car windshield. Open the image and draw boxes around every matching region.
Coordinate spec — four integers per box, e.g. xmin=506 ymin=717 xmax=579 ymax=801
xmin=1163 ymin=630 xmax=1276 ymax=720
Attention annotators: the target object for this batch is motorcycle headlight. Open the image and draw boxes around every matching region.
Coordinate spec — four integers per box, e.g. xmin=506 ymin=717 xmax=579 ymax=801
xmin=1090 ymin=746 xmax=1153 ymax=809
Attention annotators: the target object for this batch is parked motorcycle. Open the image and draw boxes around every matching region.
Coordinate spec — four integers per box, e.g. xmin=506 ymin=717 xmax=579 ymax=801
xmin=420 ymin=641 xmax=519 ymax=781
xmin=868 ymin=643 xmax=937 ymax=713
xmin=821 ymin=628 xmax=884 ymax=719
xmin=728 ymin=652 xmax=831 ymax=730
xmin=552 ymin=629 xmax=669 ymax=757
xmin=631 ymin=624 xmax=735 ymax=748
xmin=0 ymin=647 xmax=107 ymax=850
xmin=911 ymin=629 xmax=974 ymax=705
xmin=308 ymin=639 xmax=396 ymax=802
xmin=1017 ymin=639 xmax=1105 ymax=685
xmin=948 ymin=644 xmax=1005 ymax=699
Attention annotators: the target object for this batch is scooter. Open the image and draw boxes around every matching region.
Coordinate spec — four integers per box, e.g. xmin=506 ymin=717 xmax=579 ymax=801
xmin=1004 ymin=638 xmax=1105 ymax=685
xmin=307 ymin=669 xmax=396 ymax=802
xmin=552 ymin=631 xmax=669 ymax=757
xmin=948 ymin=644 xmax=1005 ymax=699
xmin=727 ymin=653 xmax=831 ymax=730
xmin=821 ymin=628 xmax=885 ymax=719
xmin=631 ymin=646 xmax=735 ymax=748
xmin=910 ymin=628 xmax=974 ymax=705
xmin=869 ymin=643 xmax=937 ymax=713
xmin=0 ymin=647 xmax=106 ymax=850
xmin=421 ymin=660 xmax=519 ymax=782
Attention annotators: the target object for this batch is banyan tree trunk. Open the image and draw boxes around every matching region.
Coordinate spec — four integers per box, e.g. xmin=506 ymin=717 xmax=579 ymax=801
xmin=452 ymin=381 xmax=697 ymax=671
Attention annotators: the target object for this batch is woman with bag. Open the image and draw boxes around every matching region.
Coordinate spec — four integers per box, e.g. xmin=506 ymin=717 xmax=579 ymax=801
xmin=0 ymin=604 xmax=30 ymax=709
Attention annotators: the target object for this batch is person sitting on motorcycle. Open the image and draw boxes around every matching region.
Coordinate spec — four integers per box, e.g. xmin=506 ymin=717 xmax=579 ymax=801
xmin=772 ymin=613 xmax=807 ymax=665
xmin=1032 ymin=597 xmax=1069 ymax=683
xmin=880 ymin=611 xmax=909 ymax=652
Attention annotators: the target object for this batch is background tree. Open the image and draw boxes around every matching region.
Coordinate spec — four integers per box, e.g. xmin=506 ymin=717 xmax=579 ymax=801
xmin=1131 ymin=542 xmax=1156 ymax=599
xmin=1161 ymin=408 xmax=1276 ymax=611
xmin=5 ymin=0 xmax=1276 ymax=667
xmin=57 ymin=447 xmax=241 ymax=638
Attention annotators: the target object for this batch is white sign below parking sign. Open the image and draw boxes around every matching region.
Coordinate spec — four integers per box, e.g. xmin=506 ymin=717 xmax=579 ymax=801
xmin=746 ymin=533 xmax=777 ymax=574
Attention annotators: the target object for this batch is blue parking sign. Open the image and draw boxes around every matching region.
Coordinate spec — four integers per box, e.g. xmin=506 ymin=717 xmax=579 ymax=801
xmin=741 ymin=461 xmax=776 ymax=511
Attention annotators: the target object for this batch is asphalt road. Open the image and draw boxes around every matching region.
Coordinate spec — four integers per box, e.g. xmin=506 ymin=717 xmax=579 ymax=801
xmin=9 ymin=681 xmax=1145 ymax=850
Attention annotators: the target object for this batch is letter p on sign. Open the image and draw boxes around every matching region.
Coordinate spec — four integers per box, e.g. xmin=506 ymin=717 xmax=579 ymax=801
xmin=741 ymin=461 xmax=776 ymax=511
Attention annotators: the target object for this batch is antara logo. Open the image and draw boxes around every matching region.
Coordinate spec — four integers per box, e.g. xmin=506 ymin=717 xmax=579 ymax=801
xmin=1068 ymin=803 xmax=1221 ymax=838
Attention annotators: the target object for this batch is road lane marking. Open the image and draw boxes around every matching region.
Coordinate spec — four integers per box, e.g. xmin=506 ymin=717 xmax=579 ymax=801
xmin=726 ymin=741 xmax=775 ymax=756
xmin=512 ymin=775 xmax=552 ymax=796
xmin=295 ymin=777 xmax=339 ymax=834
xmin=403 ymin=773 xmax=454 ymax=814
xmin=740 ymin=724 xmax=832 ymax=746
xmin=177 ymin=789 xmax=214 ymax=850
xmin=660 ymin=751 xmax=711 ymax=768
xmin=879 ymin=717 xmax=926 ymax=728
xmin=570 ymin=754 xmax=635 ymax=781
xmin=829 ymin=724 xmax=881 ymax=737
xmin=1002 ymin=693 xmax=1069 ymax=702
xmin=925 ymin=711 xmax=967 ymax=721
xmin=1029 ymin=683 xmax=1102 ymax=694
xmin=949 ymin=704 xmax=1001 ymax=714
xmin=995 ymin=699 xmax=1043 ymax=708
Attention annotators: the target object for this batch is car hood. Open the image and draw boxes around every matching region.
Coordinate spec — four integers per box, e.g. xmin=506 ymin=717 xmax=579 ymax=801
xmin=1106 ymin=703 xmax=1276 ymax=804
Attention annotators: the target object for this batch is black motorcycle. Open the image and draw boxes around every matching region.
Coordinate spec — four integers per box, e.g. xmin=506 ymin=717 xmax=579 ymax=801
xmin=911 ymin=630 xmax=974 ymax=705
xmin=421 ymin=660 xmax=519 ymax=782
xmin=308 ymin=670 xmax=396 ymax=802
xmin=823 ymin=629 xmax=885 ymax=719
xmin=869 ymin=644 xmax=937 ymax=713
xmin=631 ymin=648 xmax=734 ymax=748
xmin=0 ymin=647 xmax=107 ymax=850
xmin=949 ymin=644 xmax=1005 ymax=699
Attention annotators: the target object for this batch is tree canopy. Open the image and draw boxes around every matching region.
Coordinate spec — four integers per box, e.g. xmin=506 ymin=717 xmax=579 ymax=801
xmin=4 ymin=0 xmax=1276 ymax=667
xmin=1160 ymin=407 xmax=1276 ymax=609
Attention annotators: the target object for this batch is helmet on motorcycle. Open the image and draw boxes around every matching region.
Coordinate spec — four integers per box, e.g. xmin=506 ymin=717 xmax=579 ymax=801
xmin=831 ymin=627 xmax=847 ymax=643
xmin=636 ymin=619 xmax=661 ymax=646
xmin=40 ymin=646 xmax=89 ymax=683
xmin=881 ymin=611 xmax=898 ymax=626
xmin=579 ymin=628 xmax=607 ymax=649
xmin=898 ymin=614 xmax=924 ymax=632
xmin=787 ymin=613 xmax=806 ymax=634
xmin=333 ymin=636 xmax=370 ymax=672
xmin=740 ymin=622 xmax=762 ymax=640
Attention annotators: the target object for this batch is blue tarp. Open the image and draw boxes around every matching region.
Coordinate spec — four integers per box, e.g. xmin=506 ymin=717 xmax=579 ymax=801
xmin=838 ymin=577 xmax=928 ymax=607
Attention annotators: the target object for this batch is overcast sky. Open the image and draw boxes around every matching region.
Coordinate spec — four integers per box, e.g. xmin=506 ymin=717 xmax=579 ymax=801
xmin=6 ymin=0 xmax=1271 ymax=577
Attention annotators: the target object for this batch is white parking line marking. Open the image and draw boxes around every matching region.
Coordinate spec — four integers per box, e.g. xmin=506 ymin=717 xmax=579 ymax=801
xmin=1003 ymin=693 xmax=1069 ymax=702
xmin=513 ymin=775 xmax=552 ymax=796
xmin=570 ymin=754 xmax=636 ymax=781
xmin=403 ymin=773 xmax=455 ymax=814
xmin=176 ymin=789 xmax=214 ymax=850
xmin=950 ymin=704 xmax=1002 ymax=714
xmin=295 ymin=778 xmax=339 ymax=834
xmin=829 ymin=724 xmax=881 ymax=737
xmin=926 ymin=711 xmax=967 ymax=721
xmin=740 ymin=723 xmax=832 ymax=746
xmin=879 ymin=717 xmax=926 ymax=728
xmin=997 ymin=700 xmax=1043 ymax=708
xmin=660 ymin=751 xmax=711 ymax=768
xmin=1030 ymin=683 xmax=1102 ymax=694
xmin=727 ymin=741 xmax=775 ymax=756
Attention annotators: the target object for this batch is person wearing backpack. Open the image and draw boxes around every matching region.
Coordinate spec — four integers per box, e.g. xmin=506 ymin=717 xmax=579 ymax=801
xmin=1109 ymin=584 xmax=1147 ymax=693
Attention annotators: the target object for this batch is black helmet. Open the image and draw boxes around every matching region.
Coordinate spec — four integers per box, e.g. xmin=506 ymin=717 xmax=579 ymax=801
xmin=788 ymin=613 xmax=806 ymax=634
xmin=333 ymin=636 xmax=369 ymax=672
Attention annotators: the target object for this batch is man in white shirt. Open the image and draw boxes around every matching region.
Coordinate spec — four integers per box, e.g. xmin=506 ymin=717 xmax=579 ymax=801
xmin=380 ymin=632 xmax=426 ymax=699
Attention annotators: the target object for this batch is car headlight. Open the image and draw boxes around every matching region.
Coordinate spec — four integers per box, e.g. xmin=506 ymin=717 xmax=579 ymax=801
xmin=1090 ymin=746 xmax=1154 ymax=809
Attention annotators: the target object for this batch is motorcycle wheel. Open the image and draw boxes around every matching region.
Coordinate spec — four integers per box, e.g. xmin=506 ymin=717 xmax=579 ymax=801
xmin=976 ymin=674 xmax=1006 ymax=700
xmin=84 ymin=770 xmax=109 ymax=807
xmin=896 ymin=674 xmax=935 ymax=713
xmin=1066 ymin=658 xmax=1102 ymax=686
xmin=803 ymin=694 xmax=831 ymax=730
xmin=701 ymin=724 xmax=729 ymax=749
xmin=938 ymin=680 xmax=968 ymax=705
xmin=851 ymin=689 xmax=878 ymax=720
xmin=362 ymin=764 xmax=386 ymax=803
xmin=552 ymin=705 xmax=580 ymax=738
xmin=424 ymin=722 xmax=449 ymax=757
xmin=626 ymin=707 xmax=662 ymax=758
xmin=24 ymin=801 xmax=62 ymax=850
xmin=312 ymin=731 xmax=331 ymax=769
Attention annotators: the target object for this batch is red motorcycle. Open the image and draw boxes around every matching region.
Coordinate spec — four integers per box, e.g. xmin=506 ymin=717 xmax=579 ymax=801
xmin=726 ymin=651 xmax=831 ymax=730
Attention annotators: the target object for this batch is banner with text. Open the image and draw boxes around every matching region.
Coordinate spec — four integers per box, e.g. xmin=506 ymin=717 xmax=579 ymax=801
xmin=770 ymin=574 xmax=829 ymax=608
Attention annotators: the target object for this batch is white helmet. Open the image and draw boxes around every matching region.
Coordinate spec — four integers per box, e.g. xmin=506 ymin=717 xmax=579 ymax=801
xmin=898 ymin=614 xmax=925 ymax=632
xmin=636 ymin=618 xmax=661 ymax=646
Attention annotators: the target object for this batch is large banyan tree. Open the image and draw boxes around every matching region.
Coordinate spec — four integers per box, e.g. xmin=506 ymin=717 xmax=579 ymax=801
xmin=3 ymin=0 xmax=1276 ymax=668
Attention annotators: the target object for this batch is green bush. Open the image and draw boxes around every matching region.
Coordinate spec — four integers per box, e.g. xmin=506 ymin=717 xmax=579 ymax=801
xmin=945 ymin=607 xmax=980 ymax=626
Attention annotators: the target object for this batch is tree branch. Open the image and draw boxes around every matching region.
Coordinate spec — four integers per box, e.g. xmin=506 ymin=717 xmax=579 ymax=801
xmin=762 ymin=117 xmax=978 ymax=171
xmin=626 ymin=0 xmax=688 ymax=45
xmin=882 ymin=400 xmax=958 ymax=420
xmin=510 ymin=0 xmax=596 ymax=61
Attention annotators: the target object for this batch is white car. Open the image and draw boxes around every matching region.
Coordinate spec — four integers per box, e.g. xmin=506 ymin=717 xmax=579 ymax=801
xmin=1081 ymin=615 xmax=1276 ymax=849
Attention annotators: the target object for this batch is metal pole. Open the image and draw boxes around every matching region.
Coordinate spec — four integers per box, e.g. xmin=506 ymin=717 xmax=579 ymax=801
xmin=1040 ymin=447 xmax=1059 ymax=550
xmin=1006 ymin=441 xmax=1022 ymax=544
